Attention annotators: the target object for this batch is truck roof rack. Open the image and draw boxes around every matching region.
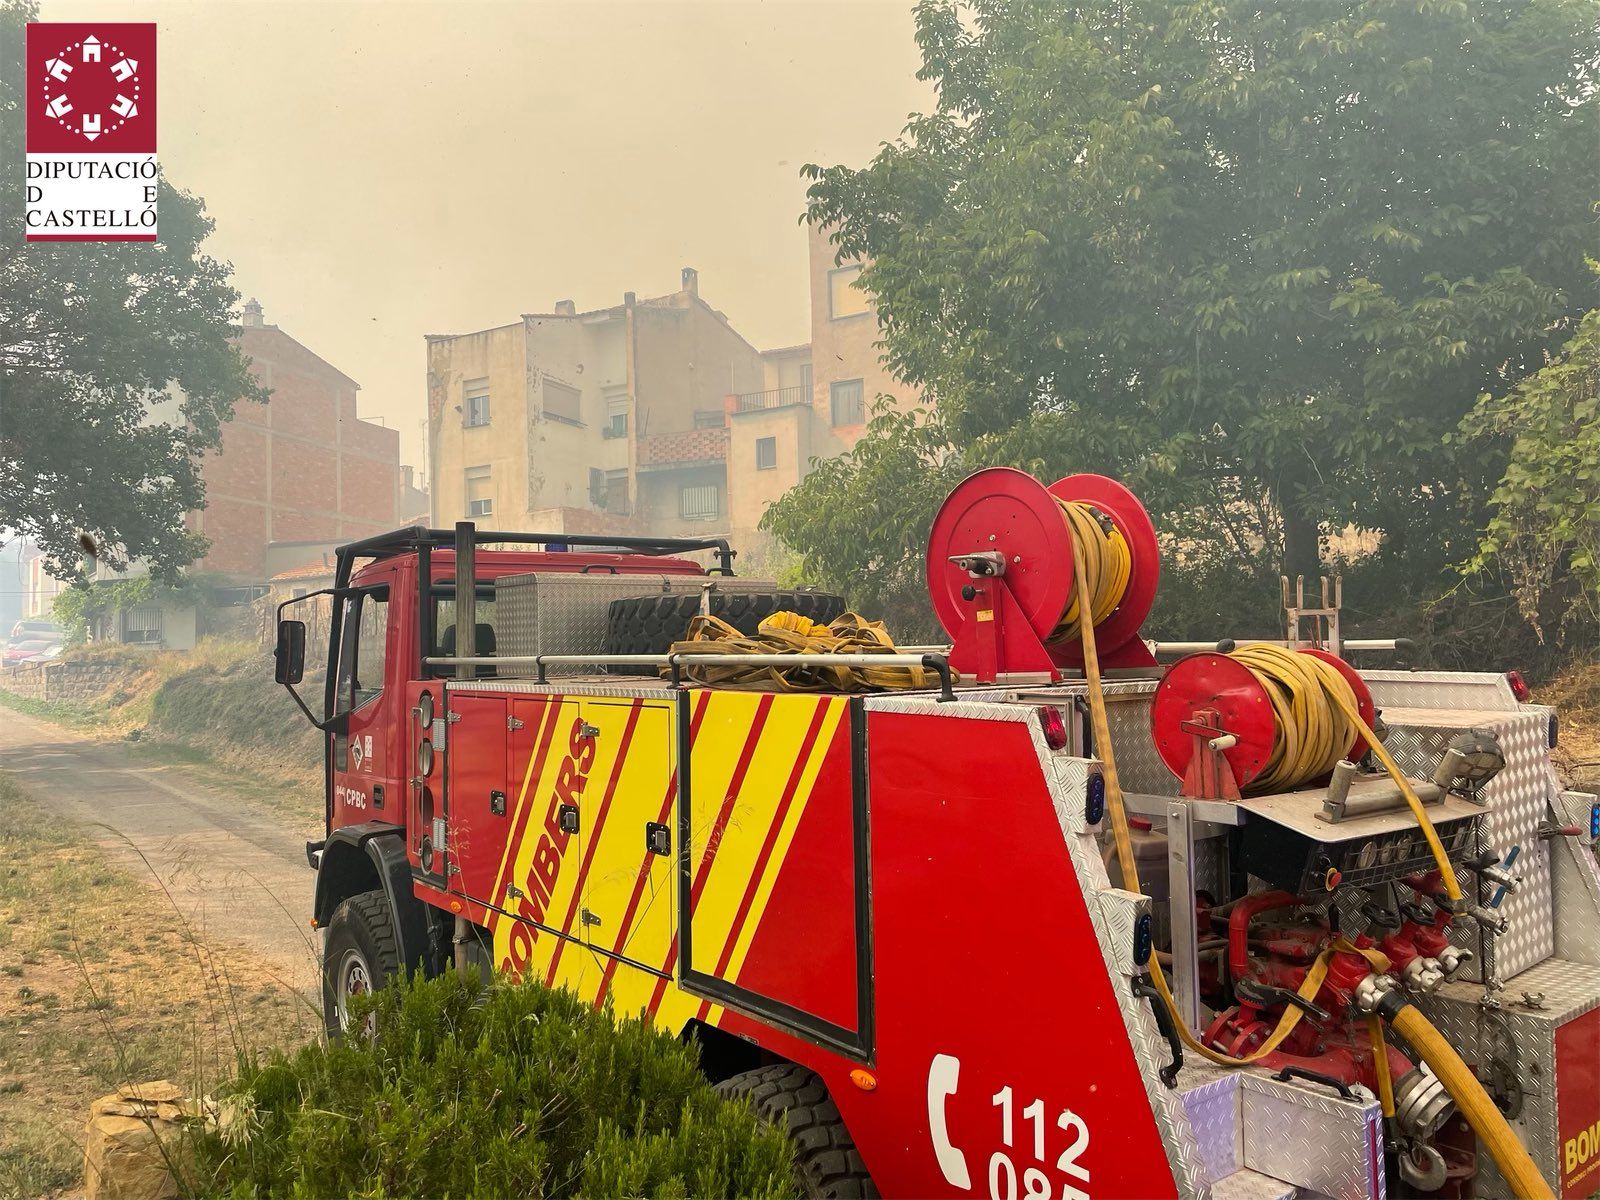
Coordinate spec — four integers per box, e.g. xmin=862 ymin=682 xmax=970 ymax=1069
xmin=333 ymin=525 xmax=736 ymax=578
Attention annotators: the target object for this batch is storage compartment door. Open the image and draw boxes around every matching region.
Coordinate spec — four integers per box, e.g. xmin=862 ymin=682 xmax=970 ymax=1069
xmin=444 ymin=693 xmax=509 ymax=902
xmin=545 ymin=697 xmax=677 ymax=1008
xmin=680 ymin=692 xmax=867 ymax=1057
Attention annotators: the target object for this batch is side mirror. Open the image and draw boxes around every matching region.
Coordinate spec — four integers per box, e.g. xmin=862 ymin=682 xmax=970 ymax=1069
xmin=275 ymin=619 xmax=307 ymax=685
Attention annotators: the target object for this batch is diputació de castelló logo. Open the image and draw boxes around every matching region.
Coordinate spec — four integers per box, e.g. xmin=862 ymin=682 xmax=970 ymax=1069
xmin=24 ymin=22 xmax=158 ymax=242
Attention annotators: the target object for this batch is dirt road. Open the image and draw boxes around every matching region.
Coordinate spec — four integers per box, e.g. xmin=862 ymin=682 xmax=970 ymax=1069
xmin=0 ymin=706 xmax=321 ymax=994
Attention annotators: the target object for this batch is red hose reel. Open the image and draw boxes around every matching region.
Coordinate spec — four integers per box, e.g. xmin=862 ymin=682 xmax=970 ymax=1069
xmin=926 ymin=467 xmax=1161 ymax=682
xmin=1151 ymin=649 xmax=1376 ymax=799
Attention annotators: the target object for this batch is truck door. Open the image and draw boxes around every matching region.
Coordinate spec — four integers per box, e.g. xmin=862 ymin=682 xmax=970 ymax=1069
xmin=330 ymin=582 xmax=400 ymax=829
xmin=442 ymin=692 xmax=511 ymax=901
xmin=561 ymin=697 xmax=677 ymax=1004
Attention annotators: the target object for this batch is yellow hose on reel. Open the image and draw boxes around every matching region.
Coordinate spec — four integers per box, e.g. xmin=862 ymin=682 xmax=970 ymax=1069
xmin=1051 ymin=499 xmax=1131 ymax=638
xmin=1228 ymin=643 xmax=1359 ymax=792
xmin=1067 ymin=537 xmax=1551 ymax=1197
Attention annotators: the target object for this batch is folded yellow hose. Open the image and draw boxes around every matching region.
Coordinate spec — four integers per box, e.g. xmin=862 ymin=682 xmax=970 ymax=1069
xmin=1385 ymin=1000 xmax=1552 ymax=1199
xmin=666 ymin=611 xmax=943 ymax=693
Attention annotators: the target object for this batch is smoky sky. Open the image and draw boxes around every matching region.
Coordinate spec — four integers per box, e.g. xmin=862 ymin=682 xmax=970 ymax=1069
xmin=39 ymin=0 xmax=929 ymax=474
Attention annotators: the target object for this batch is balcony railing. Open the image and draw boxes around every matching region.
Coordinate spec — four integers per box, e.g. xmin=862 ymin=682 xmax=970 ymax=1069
xmin=638 ymin=427 xmax=729 ymax=467
xmin=734 ymin=385 xmax=809 ymax=412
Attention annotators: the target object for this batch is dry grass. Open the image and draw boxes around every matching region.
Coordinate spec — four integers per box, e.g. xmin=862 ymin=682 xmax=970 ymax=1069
xmin=0 ymin=639 xmax=322 ymax=798
xmin=1539 ymin=659 xmax=1600 ymax=794
xmin=0 ymin=774 xmax=318 ymax=1200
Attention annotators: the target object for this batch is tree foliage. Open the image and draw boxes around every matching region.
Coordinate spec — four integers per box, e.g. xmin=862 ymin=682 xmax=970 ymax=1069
xmin=0 ymin=0 xmax=266 ymax=584
xmin=1462 ymin=301 xmax=1600 ymax=639
xmin=772 ymin=0 xmax=1597 ymax=617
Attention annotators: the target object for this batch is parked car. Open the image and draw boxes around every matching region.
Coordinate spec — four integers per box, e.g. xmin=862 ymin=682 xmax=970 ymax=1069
xmin=3 ymin=637 xmax=63 ymax=665
xmin=8 ymin=618 xmax=62 ymax=642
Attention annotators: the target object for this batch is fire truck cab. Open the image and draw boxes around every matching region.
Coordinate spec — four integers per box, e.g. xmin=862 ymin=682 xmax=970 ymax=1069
xmin=275 ymin=490 xmax=1600 ymax=1200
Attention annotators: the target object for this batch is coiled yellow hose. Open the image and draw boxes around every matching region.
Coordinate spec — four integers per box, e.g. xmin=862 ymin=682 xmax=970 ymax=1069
xmin=1066 ymin=536 xmax=1550 ymax=1197
xmin=1051 ymin=499 xmax=1131 ymax=639
xmin=1229 ymin=643 xmax=1358 ymax=793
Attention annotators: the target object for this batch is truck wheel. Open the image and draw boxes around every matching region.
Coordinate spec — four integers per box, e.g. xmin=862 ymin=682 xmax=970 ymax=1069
xmin=321 ymin=889 xmax=401 ymax=1037
xmin=604 ymin=591 xmax=846 ymax=674
xmin=716 ymin=1064 xmax=877 ymax=1199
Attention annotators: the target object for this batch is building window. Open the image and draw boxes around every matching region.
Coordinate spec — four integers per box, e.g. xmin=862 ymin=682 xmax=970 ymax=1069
xmin=604 ymin=410 xmax=628 ymax=439
xmin=464 ymin=378 xmax=490 ymax=427
xmin=587 ymin=467 xmax=631 ymax=514
xmin=679 ymin=484 xmax=720 ymax=522
xmin=830 ymin=379 xmax=865 ymax=426
xmin=543 ymin=378 xmax=582 ymax=425
xmin=800 ymin=361 xmax=813 ymax=398
xmin=122 ymin=605 xmax=163 ymax=645
xmin=605 ymin=468 xmax=630 ymax=515
xmin=828 ymin=264 xmax=870 ymax=320
xmin=465 ymin=464 xmax=493 ymax=517
xmin=693 ymin=409 xmax=725 ymax=429
xmin=755 ymin=437 xmax=777 ymax=470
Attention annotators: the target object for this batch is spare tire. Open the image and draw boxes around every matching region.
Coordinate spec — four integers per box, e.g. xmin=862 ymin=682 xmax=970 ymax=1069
xmin=604 ymin=589 xmax=845 ymax=674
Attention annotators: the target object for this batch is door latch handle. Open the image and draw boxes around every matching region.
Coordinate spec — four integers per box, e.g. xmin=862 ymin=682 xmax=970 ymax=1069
xmin=644 ymin=822 xmax=671 ymax=856
xmin=1131 ymin=973 xmax=1183 ymax=1088
xmin=558 ymin=803 xmax=579 ymax=834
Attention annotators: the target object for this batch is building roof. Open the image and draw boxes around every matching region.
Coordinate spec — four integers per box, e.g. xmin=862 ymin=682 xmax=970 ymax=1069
xmin=270 ymin=561 xmax=338 ymax=583
xmin=233 ymin=322 xmax=362 ymax=390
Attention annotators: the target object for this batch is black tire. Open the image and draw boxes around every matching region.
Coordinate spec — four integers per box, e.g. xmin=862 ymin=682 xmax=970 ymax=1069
xmin=320 ymin=889 xmax=402 ymax=1037
xmin=716 ymin=1064 xmax=877 ymax=1199
xmin=604 ymin=590 xmax=846 ymax=675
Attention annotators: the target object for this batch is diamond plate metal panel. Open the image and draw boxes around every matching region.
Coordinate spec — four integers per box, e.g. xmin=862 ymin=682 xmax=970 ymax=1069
xmin=1362 ymin=670 xmax=1519 ymax=712
xmin=1417 ymin=958 xmax=1600 ymax=1197
xmin=1239 ymin=1070 xmax=1384 ymax=1199
xmin=1177 ymin=1066 xmax=1241 ymax=1185
xmin=1382 ymin=707 xmax=1556 ymax=980
xmin=493 ymin=573 xmax=815 ymax=673
xmin=1209 ymin=1169 xmax=1296 ymax=1200
xmin=1102 ymin=686 xmax=1182 ymax=797
xmin=1552 ymin=791 xmax=1600 ymax=968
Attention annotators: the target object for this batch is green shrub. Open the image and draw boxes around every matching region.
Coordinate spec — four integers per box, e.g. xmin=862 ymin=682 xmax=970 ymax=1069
xmin=190 ymin=972 xmax=794 ymax=1199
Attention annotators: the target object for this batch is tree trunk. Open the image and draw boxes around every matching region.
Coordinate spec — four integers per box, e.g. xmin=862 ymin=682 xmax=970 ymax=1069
xmin=1279 ymin=486 xmax=1323 ymax=585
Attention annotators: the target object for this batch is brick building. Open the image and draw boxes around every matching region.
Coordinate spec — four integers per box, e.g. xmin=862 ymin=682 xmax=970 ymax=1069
xmin=196 ymin=299 xmax=405 ymax=580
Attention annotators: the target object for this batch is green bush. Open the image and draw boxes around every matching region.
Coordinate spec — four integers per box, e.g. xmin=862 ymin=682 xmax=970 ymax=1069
xmin=190 ymin=972 xmax=795 ymax=1199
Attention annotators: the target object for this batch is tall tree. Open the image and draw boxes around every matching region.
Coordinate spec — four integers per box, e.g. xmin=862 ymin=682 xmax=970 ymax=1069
xmin=1462 ymin=301 xmax=1600 ymax=640
xmin=778 ymin=0 xmax=1597 ymax=590
xmin=0 ymin=0 xmax=266 ymax=583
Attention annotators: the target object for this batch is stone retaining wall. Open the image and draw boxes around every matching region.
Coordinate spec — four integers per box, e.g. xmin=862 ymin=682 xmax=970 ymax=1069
xmin=0 ymin=660 xmax=139 ymax=703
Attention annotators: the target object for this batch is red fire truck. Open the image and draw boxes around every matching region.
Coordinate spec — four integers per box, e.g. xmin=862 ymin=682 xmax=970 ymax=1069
xmin=274 ymin=468 xmax=1600 ymax=1199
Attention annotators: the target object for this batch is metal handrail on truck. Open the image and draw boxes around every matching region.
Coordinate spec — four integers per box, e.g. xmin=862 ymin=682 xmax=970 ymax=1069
xmin=423 ymin=652 xmax=960 ymax=702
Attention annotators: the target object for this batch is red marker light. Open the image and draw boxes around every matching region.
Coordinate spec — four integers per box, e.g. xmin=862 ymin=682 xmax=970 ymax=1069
xmin=1506 ymin=670 xmax=1531 ymax=703
xmin=1038 ymin=706 xmax=1070 ymax=751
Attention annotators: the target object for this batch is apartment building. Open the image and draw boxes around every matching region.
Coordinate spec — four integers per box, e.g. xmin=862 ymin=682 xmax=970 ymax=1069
xmin=428 ymin=269 xmax=766 ymax=546
xmin=429 ymin=245 xmax=917 ymax=572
